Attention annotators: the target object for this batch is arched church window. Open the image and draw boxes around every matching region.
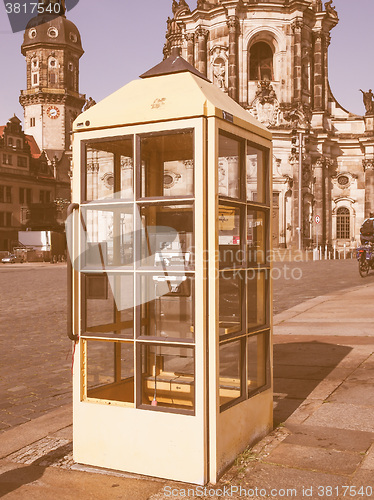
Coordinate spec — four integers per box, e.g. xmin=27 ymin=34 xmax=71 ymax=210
xmin=336 ymin=207 xmax=350 ymax=239
xmin=249 ymin=42 xmax=274 ymax=81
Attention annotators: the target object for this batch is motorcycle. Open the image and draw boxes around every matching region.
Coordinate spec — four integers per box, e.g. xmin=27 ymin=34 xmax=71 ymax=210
xmin=357 ymin=244 xmax=374 ymax=277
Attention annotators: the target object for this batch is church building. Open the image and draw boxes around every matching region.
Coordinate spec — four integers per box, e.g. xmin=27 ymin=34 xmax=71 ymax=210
xmin=164 ymin=0 xmax=374 ymax=250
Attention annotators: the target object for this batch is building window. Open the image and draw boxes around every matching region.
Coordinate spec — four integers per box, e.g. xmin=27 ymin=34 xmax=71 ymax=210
xmin=8 ymin=138 xmax=13 ymax=147
xmin=0 ymin=186 xmax=12 ymax=203
xmin=16 ymin=139 xmax=21 ymax=149
xmin=17 ymin=156 xmax=28 ymax=168
xmin=338 ymin=175 xmax=349 ymax=186
xmin=40 ymin=190 xmax=51 ymax=204
xmin=249 ymin=42 xmax=274 ymax=81
xmin=336 ymin=207 xmax=350 ymax=239
xmin=0 ymin=212 xmax=12 ymax=227
xmin=19 ymin=188 xmax=32 ymax=205
xmin=32 ymin=72 xmax=39 ymax=86
xmin=3 ymin=154 xmax=12 ymax=165
xmin=49 ymin=73 xmax=56 ymax=84
xmin=30 ymin=117 xmax=36 ymax=127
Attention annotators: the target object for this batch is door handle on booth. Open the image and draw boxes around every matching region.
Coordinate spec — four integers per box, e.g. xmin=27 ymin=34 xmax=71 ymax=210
xmin=67 ymin=203 xmax=79 ymax=342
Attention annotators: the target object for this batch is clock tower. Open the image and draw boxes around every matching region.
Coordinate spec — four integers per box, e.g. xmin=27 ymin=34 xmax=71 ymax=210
xmin=19 ymin=0 xmax=85 ymax=189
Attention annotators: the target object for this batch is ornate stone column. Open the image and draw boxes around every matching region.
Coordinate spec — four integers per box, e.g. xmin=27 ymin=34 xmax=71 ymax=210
xmin=324 ymin=158 xmax=333 ymax=244
xmin=196 ymin=27 xmax=209 ymax=76
xmin=288 ymin=153 xmax=300 ymax=248
xmin=313 ymin=157 xmax=325 ymax=244
xmin=363 ymin=159 xmax=374 ymax=217
xmin=312 ymin=31 xmax=324 ymax=111
xmin=292 ymin=19 xmax=303 ymax=103
xmin=185 ymin=33 xmax=195 ymax=66
xmin=227 ymin=16 xmax=239 ymax=102
xmin=324 ymin=34 xmax=331 ymax=110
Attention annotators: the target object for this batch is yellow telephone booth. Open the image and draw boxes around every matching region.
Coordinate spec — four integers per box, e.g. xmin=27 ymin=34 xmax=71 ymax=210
xmin=68 ymin=53 xmax=273 ymax=485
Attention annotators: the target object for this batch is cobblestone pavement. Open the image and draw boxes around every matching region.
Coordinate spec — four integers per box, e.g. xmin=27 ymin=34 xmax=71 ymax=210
xmin=0 ymin=259 xmax=373 ymax=434
xmin=0 ymin=264 xmax=71 ymax=433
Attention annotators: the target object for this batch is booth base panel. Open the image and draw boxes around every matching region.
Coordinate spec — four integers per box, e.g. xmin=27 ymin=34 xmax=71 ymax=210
xmin=73 ymin=401 xmax=207 ymax=485
xmin=215 ymin=389 xmax=273 ymax=481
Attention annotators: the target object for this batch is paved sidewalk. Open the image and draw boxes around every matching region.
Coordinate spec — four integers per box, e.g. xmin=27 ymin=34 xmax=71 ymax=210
xmin=1 ymin=283 xmax=374 ymax=499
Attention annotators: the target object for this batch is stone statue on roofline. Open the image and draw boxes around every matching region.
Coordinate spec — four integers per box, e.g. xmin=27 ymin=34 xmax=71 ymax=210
xmin=360 ymin=89 xmax=374 ymax=115
xmin=324 ymin=0 xmax=337 ymax=16
xmin=83 ymin=97 xmax=96 ymax=111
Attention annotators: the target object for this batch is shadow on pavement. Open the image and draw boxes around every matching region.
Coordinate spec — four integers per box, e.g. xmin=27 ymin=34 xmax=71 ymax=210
xmin=273 ymin=341 xmax=352 ymax=426
xmin=0 ymin=441 xmax=72 ymax=497
xmin=0 ymin=465 xmax=46 ymax=498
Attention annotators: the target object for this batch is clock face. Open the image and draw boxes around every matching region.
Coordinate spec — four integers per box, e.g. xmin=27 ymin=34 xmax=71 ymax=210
xmin=47 ymin=106 xmax=60 ymax=119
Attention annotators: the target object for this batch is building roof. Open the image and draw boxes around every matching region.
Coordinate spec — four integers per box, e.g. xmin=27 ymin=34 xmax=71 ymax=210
xmin=25 ymin=134 xmax=41 ymax=158
xmin=21 ymin=12 xmax=83 ymax=56
xmin=0 ymin=121 xmax=41 ymax=159
xmin=73 ymin=68 xmax=271 ymax=140
xmin=140 ymin=51 xmax=210 ymax=82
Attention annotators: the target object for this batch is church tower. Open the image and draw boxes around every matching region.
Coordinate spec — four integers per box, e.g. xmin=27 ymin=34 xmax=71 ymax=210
xmin=19 ymin=0 xmax=85 ymax=166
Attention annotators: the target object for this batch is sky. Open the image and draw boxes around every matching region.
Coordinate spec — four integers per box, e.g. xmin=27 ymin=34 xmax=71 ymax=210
xmin=0 ymin=0 xmax=373 ymax=125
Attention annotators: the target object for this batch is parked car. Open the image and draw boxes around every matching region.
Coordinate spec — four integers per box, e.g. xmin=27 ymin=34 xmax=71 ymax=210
xmin=2 ymin=254 xmax=17 ymax=264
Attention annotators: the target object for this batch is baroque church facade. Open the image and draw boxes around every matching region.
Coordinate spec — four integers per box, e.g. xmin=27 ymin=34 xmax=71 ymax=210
xmin=0 ymin=0 xmax=86 ymax=251
xmin=164 ymin=0 xmax=374 ymax=250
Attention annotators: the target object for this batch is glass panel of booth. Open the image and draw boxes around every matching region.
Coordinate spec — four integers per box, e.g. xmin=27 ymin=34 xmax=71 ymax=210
xmin=139 ymin=130 xmax=194 ymax=198
xmin=84 ymin=137 xmax=134 ymax=202
xmin=247 ymin=270 xmax=268 ymax=331
xmin=247 ymin=208 xmax=267 ymax=265
xmin=80 ymin=205 xmax=134 ymax=269
xmin=219 ymin=339 xmax=244 ymax=408
xmin=139 ymin=343 xmax=195 ymax=412
xmin=218 ymin=205 xmax=244 ymax=269
xmin=219 ymin=270 xmax=244 ymax=337
xmin=84 ymin=339 xmax=134 ymax=404
xmin=219 ymin=331 xmax=270 ymax=411
xmin=246 ymin=143 xmax=267 ymax=204
xmin=139 ymin=203 xmax=194 ymax=270
xmin=247 ymin=331 xmax=270 ymax=396
xmin=83 ymin=273 xmax=134 ymax=339
xmin=218 ymin=132 xmax=242 ymax=199
xmin=137 ymin=273 xmax=194 ymax=341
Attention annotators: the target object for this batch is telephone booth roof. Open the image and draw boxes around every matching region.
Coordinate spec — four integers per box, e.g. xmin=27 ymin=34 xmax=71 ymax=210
xmin=73 ymin=70 xmax=271 ymax=140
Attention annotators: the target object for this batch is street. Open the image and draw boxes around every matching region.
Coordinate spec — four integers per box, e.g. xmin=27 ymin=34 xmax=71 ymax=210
xmin=0 ymin=259 xmax=373 ymax=433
